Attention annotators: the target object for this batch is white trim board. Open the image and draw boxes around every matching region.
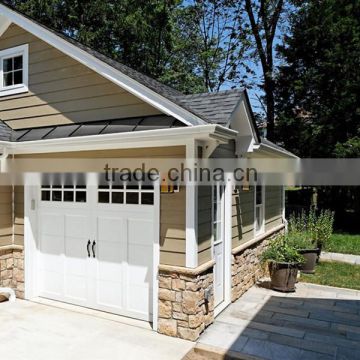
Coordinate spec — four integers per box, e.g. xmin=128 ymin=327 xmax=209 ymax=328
xmin=0 ymin=15 xmax=11 ymax=37
xmin=0 ymin=4 xmax=205 ymax=127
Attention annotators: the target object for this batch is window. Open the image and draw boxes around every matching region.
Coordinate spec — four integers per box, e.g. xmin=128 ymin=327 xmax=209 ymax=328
xmin=255 ymin=180 xmax=265 ymax=235
xmin=212 ymin=184 xmax=224 ymax=243
xmin=0 ymin=44 xmax=29 ymax=96
xmin=41 ymin=185 xmax=87 ymax=203
xmin=98 ymin=180 xmax=155 ymax=205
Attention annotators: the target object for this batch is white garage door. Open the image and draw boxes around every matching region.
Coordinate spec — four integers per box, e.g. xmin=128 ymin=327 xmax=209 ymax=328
xmin=37 ymin=180 xmax=157 ymax=321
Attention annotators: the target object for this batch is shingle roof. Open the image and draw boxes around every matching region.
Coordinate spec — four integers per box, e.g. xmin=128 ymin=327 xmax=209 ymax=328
xmin=0 ymin=115 xmax=185 ymax=142
xmin=174 ymin=89 xmax=244 ymax=125
xmin=0 ymin=120 xmax=11 ymax=141
xmin=0 ymin=2 xmax=247 ymax=127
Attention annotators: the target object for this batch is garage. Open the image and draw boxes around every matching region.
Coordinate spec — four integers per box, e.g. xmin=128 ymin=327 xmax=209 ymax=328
xmin=34 ymin=177 xmax=159 ymax=322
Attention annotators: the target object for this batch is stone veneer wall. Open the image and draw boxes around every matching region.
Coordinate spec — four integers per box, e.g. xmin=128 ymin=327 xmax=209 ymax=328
xmin=0 ymin=248 xmax=25 ymax=299
xmin=231 ymin=228 xmax=283 ymax=302
xmin=158 ymin=265 xmax=214 ymax=341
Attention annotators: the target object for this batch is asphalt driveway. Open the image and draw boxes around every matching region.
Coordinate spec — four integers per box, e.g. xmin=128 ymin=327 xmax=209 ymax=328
xmin=0 ymin=299 xmax=193 ymax=360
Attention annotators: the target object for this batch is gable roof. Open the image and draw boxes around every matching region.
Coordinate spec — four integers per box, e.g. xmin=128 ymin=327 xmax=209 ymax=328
xmin=0 ymin=2 xmax=274 ymax=153
xmin=174 ymin=89 xmax=244 ymax=126
xmin=0 ymin=2 xmax=253 ymax=130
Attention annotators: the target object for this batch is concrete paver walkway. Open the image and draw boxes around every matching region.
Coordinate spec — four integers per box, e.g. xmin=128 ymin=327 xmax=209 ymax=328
xmin=0 ymin=299 xmax=193 ymax=360
xmin=198 ymin=283 xmax=360 ymax=360
xmin=321 ymin=251 xmax=360 ymax=265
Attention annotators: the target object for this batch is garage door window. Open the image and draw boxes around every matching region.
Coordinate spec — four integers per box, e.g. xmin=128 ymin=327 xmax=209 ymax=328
xmin=98 ymin=182 xmax=154 ymax=205
xmin=41 ymin=185 xmax=87 ymax=203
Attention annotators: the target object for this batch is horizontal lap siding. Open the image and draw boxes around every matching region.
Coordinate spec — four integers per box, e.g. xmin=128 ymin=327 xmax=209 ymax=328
xmin=0 ymin=24 xmax=161 ymax=130
xmin=265 ymin=186 xmax=283 ymax=231
xmin=232 ymin=187 xmax=255 ymax=248
xmin=0 ymin=186 xmax=13 ymax=247
xmin=160 ymin=187 xmax=186 ymax=266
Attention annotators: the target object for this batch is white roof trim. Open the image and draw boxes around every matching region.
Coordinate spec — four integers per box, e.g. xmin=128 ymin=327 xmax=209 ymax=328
xmin=0 ymin=4 xmax=206 ymax=127
xmin=0 ymin=125 xmax=237 ymax=155
xmin=254 ymin=143 xmax=299 ymax=159
xmin=0 ymin=14 xmax=11 ymax=37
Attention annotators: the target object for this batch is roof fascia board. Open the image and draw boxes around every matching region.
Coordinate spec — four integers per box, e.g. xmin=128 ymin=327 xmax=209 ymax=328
xmin=254 ymin=143 xmax=299 ymax=158
xmin=243 ymin=89 xmax=261 ymax=144
xmin=0 ymin=5 xmax=205 ymax=127
xmin=228 ymin=91 xmax=260 ymax=148
xmin=0 ymin=14 xmax=11 ymax=36
xmin=0 ymin=125 xmax=237 ymax=155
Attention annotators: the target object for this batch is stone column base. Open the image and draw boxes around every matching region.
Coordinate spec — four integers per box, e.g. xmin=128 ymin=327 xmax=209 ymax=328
xmin=158 ymin=261 xmax=214 ymax=341
xmin=0 ymin=247 xmax=24 ymax=299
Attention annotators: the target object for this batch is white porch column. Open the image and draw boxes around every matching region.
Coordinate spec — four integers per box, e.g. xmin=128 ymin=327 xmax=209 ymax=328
xmin=185 ymin=140 xmax=198 ymax=268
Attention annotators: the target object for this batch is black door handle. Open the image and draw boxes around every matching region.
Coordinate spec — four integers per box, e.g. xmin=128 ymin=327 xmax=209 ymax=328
xmin=87 ymin=240 xmax=91 ymax=257
xmin=92 ymin=240 xmax=96 ymax=258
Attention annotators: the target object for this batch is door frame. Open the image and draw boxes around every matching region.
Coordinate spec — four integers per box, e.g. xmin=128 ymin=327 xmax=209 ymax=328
xmin=24 ymin=173 xmax=160 ymax=330
xmin=213 ymin=178 xmax=232 ymax=317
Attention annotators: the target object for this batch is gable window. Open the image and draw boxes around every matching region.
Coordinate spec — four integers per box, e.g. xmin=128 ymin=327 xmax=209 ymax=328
xmin=0 ymin=44 xmax=29 ymax=96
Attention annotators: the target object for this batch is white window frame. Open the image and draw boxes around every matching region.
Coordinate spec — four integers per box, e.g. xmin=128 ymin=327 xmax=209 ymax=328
xmin=212 ymin=183 xmax=225 ymax=250
xmin=254 ymin=178 xmax=265 ymax=236
xmin=0 ymin=44 xmax=29 ymax=96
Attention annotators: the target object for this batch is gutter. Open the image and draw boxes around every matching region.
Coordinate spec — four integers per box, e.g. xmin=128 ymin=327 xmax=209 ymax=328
xmin=254 ymin=143 xmax=299 ymax=159
xmin=0 ymin=124 xmax=237 ymax=155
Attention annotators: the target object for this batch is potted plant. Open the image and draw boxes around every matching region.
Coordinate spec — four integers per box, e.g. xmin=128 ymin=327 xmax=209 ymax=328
xmin=261 ymin=235 xmax=304 ymax=292
xmin=288 ymin=211 xmax=319 ymax=274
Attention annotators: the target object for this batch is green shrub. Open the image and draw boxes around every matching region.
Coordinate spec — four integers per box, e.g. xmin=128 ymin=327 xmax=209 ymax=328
xmin=261 ymin=235 xmax=305 ymax=264
xmin=287 ymin=208 xmax=334 ymax=249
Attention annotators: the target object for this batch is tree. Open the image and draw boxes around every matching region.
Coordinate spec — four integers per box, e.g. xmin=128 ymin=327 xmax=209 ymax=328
xmin=242 ymin=0 xmax=286 ymax=140
xmin=275 ymin=0 xmax=360 ymax=157
xmin=6 ymin=0 xmax=183 ymax=79
xmin=5 ymin=0 xmax=252 ymax=94
xmin=173 ymin=0 xmax=249 ymax=93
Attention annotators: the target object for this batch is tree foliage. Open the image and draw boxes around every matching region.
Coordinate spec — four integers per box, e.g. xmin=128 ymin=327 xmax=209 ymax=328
xmin=242 ymin=0 xmax=286 ymax=140
xmin=5 ymin=0 xmax=253 ymax=94
xmin=275 ymin=0 xmax=360 ymax=157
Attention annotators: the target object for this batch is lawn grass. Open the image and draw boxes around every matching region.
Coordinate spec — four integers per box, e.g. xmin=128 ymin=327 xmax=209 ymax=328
xmin=324 ymin=233 xmax=360 ymax=255
xmin=300 ymin=261 xmax=360 ymax=291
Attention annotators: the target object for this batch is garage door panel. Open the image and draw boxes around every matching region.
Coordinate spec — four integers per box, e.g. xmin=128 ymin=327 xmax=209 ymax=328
xmin=96 ymin=260 xmax=124 ymax=283
xmin=64 ymin=274 xmax=88 ymax=302
xmin=65 ymin=215 xmax=88 ymax=239
xmin=40 ymin=234 xmax=64 ymax=256
xmin=128 ymin=219 xmax=154 ymax=246
xmin=39 ymin=252 xmax=63 ymax=272
xmin=41 ymin=214 xmax=65 ymax=236
xmin=126 ymin=285 xmax=152 ymax=319
xmin=96 ymin=279 xmax=123 ymax=309
xmin=41 ymin=270 xmax=63 ymax=296
xmin=37 ymin=184 xmax=156 ymax=322
xmin=97 ymin=216 xmax=125 ymax=243
xmin=64 ymin=250 xmax=87 ymax=275
xmin=128 ymin=244 xmax=152 ymax=284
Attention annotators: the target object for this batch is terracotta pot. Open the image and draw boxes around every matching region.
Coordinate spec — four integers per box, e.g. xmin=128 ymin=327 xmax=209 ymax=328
xmin=298 ymin=249 xmax=319 ymax=274
xmin=268 ymin=262 xmax=299 ymax=292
